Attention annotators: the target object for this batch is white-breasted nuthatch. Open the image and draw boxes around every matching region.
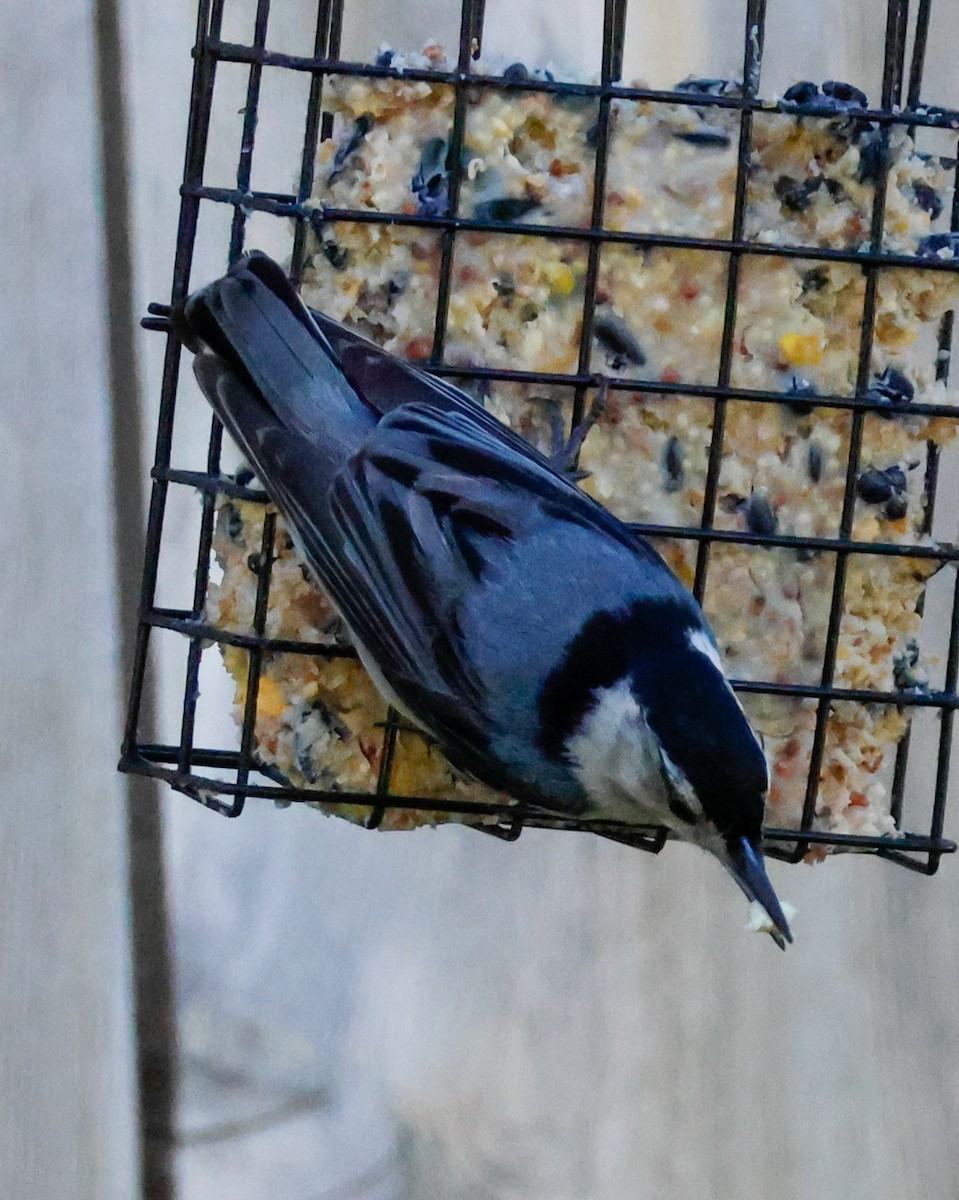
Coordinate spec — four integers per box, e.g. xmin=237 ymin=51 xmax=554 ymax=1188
xmin=180 ymin=252 xmax=792 ymax=948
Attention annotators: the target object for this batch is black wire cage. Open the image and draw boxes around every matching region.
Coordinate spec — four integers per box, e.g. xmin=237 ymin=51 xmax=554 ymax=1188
xmin=121 ymin=0 xmax=959 ymax=871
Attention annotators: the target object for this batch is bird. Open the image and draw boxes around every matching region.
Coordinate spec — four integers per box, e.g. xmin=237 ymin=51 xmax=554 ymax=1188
xmin=179 ymin=250 xmax=793 ymax=948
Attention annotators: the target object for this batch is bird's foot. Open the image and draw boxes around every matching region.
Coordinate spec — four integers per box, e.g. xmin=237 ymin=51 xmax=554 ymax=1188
xmin=550 ymin=376 xmax=610 ymax=477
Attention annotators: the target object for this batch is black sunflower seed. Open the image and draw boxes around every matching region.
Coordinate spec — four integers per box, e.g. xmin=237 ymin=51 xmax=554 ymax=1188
xmin=473 ymin=196 xmax=541 ymax=224
xmin=674 ymin=126 xmax=731 ymax=147
xmin=917 ymin=232 xmax=959 ymax=260
xmin=856 ymin=130 xmax=888 ymax=184
xmin=802 ymin=266 xmax=830 ymax=292
xmin=857 ymin=465 xmax=906 ymax=504
xmin=913 ymin=182 xmax=944 ymax=219
xmin=807 ymin=442 xmax=823 ymax=483
xmin=223 ymin=501 xmax=243 ymax=543
xmin=328 ymin=115 xmax=373 ymax=184
xmin=782 ymin=79 xmax=867 ymax=114
xmin=775 ymin=175 xmax=843 ymax=213
xmin=593 ymin=310 xmax=646 ymax=368
xmin=893 ymin=640 xmax=924 ymax=691
xmin=782 ymin=81 xmax=819 ymax=106
xmin=867 ymin=366 xmax=914 ymax=419
xmin=822 ymin=80 xmax=868 ymax=107
xmin=745 ymin=491 xmax=777 ymax=536
xmin=675 ymin=76 xmax=738 ymax=96
xmin=884 ymin=494 xmax=908 ymax=520
xmin=663 ymin=436 xmax=684 ymax=492
xmin=321 ymin=240 xmax=349 ymax=270
xmin=503 ymin=62 xmax=529 ymax=82
xmin=785 ymin=375 xmax=817 ymax=415
xmin=411 ymin=136 xmax=450 ymax=218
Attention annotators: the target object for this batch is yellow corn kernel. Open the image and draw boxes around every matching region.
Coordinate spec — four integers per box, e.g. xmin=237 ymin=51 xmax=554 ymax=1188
xmin=255 ymin=676 xmax=287 ymax=721
xmin=545 ymin=261 xmax=576 ymax=296
xmin=391 ymin=735 xmax=434 ymax=795
xmin=525 ymin=116 xmax=555 ymax=148
xmin=224 ymin=647 xmax=250 ymax=709
xmin=222 ymin=645 xmax=247 ymax=682
xmin=779 ymin=331 xmax=824 ymax=366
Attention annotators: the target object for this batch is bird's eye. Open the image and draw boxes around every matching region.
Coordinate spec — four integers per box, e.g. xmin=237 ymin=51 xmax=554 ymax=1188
xmin=668 ymin=795 xmax=699 ymax=825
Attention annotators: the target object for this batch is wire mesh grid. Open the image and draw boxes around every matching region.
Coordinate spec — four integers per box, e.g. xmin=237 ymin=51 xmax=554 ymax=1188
xmin=121 ymin=0 xmax=959 ymax=870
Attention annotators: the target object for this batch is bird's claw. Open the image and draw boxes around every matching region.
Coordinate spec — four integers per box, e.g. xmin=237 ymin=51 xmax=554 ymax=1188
xmin=550 ymin=376 xmax=610 ymax=476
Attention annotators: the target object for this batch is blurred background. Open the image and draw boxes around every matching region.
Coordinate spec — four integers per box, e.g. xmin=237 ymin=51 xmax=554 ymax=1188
xmin=5 ymin=0 xmax=959 ymax=1197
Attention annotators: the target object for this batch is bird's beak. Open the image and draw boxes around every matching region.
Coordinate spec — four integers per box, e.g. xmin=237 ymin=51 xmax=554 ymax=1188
xmin=727 ymin=834 xmax=793 ymax=950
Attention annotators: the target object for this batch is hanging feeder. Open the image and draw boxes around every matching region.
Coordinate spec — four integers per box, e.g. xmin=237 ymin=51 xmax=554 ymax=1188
xmin=120 ymin=0 xmax=959 ymax=872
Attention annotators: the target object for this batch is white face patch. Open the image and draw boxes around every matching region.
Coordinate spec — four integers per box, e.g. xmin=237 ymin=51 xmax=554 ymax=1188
xmin=565 ymin=679 xmax=672 ymax=825
xmin=687 ymin=627 xmax=724 ymax=674
xmin=565 ymin=677 xmax=731 ymax=850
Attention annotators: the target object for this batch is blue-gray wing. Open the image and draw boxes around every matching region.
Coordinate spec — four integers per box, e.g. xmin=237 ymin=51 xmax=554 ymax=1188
xmin=306 ymin=306 xmax=573 ymax=461
xmin=190 ymin=269 xmax=670 ymax=790
xmin=290 ymin=399 xmax=665 ymax=788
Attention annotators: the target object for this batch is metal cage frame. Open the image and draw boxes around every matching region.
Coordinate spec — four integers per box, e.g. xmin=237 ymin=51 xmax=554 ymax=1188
xmin=121 ymin=0 xmax=959 ymax=871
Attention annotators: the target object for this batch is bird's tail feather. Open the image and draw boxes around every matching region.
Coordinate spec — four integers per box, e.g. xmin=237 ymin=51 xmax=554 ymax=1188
xmin=181 ymin=252 xmax=378 ymax=475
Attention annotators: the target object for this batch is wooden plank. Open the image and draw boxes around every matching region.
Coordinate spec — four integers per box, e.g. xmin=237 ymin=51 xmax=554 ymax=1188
xmin=0 ymin=1 xmax=138 ymax=1196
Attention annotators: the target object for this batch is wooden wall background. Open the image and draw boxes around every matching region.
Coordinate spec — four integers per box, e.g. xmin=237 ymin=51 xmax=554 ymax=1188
xmin=0 ymin=0 xmax=138 ymax=1196
xmin=4 ymin=0 xmax=959 ymax=1197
